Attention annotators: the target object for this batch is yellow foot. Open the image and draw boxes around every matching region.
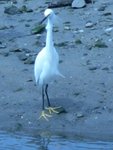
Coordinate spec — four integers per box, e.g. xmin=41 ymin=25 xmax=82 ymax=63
xmin=45 ymin=106 xmax=61 ymax=114
xmin=39 ymin=110 xmax=52 ymax=121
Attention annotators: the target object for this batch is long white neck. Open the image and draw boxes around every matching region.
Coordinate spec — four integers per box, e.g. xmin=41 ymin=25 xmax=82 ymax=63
xmin=46 ymin=18 xmax=54 ymax=50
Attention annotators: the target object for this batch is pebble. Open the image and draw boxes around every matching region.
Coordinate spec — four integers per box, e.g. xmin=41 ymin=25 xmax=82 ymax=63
xmin=24 ymin=55 xmax=35 ymax=64
xmin=85 ymin=0 xmax=92 ymax=3
xmin=89 ymin=66 xmax=99 ymax=71
xmin=103 ymin=12 xmax=112 ymax=16
xmin=64 ymin=26 xmax=71 ymax=30
xmin=105 ymin=27 xmax=113 ymax=33
xmin=75 ymin=39 xmax=82 ymax=44
xmin=94 ymin=39 xmax=108 ymax=48
xmin=76 ymin=112 xmax=84 ymax=118
xmin=56 ymin=106 xmax=67 ymax=114
xmin=74 ymin=29 xmax=84 ymax=33
xmin=102 ymin=67 xmax=109 ymax=71
xmin=0 ymin=25 xmax=8 ymax=30
xmin=10 ymin=48 xmax=22 ymax=52
xmin=72 ymin=0 xmax=86 ymax=8
xmin=85 ymin=22 xmax=95 ymax=28
xmin=0 ymin=44 xmax=7 ymax=49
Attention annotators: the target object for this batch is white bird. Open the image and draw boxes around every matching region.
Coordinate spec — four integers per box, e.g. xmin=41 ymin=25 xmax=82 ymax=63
xmin=34 ymin=9 xmax=63 ymax=120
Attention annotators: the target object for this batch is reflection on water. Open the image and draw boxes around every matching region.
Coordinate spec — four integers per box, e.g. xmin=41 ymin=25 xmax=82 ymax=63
xmin=0 ymin=131 xmax=113 ymax=150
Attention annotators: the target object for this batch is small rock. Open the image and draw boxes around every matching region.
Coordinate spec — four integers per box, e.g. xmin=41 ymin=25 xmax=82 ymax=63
xmin=72 ymin=0 xmax=86 ymax=8
xmin=74 ymin=29 xmax=84 ymax=33
xmin=18 ymin=52 xmax=27 ymax=61
xmin=105 ymin=27 xmax=113 ymax=33
xmin=15 ymin=123 xmax=23 ymax=131
xmin=85 ymin=22 xmax=95 ymax=28
xmin=56 ymin=106 xmax=67 ymax=114
xmin=0 ymin=25 xmax=8 ymax=30
xmin=102 ymin=67 xmax=109 ymax=71
xmin=0 ymin=44 xmax=7 ymax=49
xmin=10 ymin=48 xmax=22 ymax=52
xmin=73 ymin=92 xmax=80 ymax=96
xmin=103 ymin=12 xmax=112 ymax=16
xmin=85 ymin=0 xmax=92 ymax=3
xmin=94 ymin=39 xmax=108 ymax=48
xmin=75 ymin=39 xmax=82 ymax=44
xmin=11 ymin=0 xmax=17 ymax=4
xmin=25 ymin=24 xmax=30 ymax=27
xmin=48 ymin=0 xmax=73 ymax=8
xmin=19 ymin=5 xmax=33 ymax=13
xmin=24 ymin=55 xmax=35 ymax=64
xmin=59 ymin=60 xmax=63 ymax=64
xmin=64 ymin=26 xmax=71 ymax=30
xmin=4 ymin=5 xmax=20 ymax=15
xmin=0 ymin=52 xmax=9 ymax=57
xmin=98 ymin=5 xmax=107 ymax=11
xmin=89 ymin=66 xmax=99 ymax=71
xmin=55 ymin=42 xmax=68 ymax=47
xmin=14 ymin=87 xmax=24 ymax=92
xmin=76 ymin=112 xmax=84 ymax=118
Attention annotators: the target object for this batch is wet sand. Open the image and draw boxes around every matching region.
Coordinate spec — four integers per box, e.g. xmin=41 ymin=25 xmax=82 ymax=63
xmin=0 ymin=0 xmax=113 ymax=141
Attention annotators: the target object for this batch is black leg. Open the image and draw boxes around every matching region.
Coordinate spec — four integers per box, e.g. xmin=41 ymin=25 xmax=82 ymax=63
xmin=45 ymin=84 xmax=51 ymax=107
xmin=42 ymin=85 xmax=45 ymax=110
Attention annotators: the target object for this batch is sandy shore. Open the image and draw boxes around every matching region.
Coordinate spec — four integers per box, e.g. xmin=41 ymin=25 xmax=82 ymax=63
xmin=0 ymin=0 xmax=113 ymax=141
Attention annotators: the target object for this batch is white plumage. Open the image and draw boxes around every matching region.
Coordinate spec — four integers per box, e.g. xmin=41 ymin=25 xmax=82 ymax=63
xmin=34 ymin=45 xmax=60 ymax=85
xmin=34 ymin=9 xmax=63 ymax=120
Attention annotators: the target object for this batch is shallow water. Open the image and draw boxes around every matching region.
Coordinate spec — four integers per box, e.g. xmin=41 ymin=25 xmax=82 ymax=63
xmin=0 ymin=132 xmax=113 ymax=150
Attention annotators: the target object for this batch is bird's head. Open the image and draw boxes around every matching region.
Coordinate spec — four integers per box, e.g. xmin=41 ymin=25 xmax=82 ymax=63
xmin=44 ymin=9 xmax=54 ymax=18
xmin=40 ymin=9 xmax=56 ymax=25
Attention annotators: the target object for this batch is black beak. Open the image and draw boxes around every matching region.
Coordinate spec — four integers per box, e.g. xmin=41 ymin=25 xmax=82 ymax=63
xmin=39 ymin=14 xmax=50 ymax=24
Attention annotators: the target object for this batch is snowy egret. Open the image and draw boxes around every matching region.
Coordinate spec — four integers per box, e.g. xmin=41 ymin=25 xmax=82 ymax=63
xmin=34 ymin=9 xmax=63 ymax=120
